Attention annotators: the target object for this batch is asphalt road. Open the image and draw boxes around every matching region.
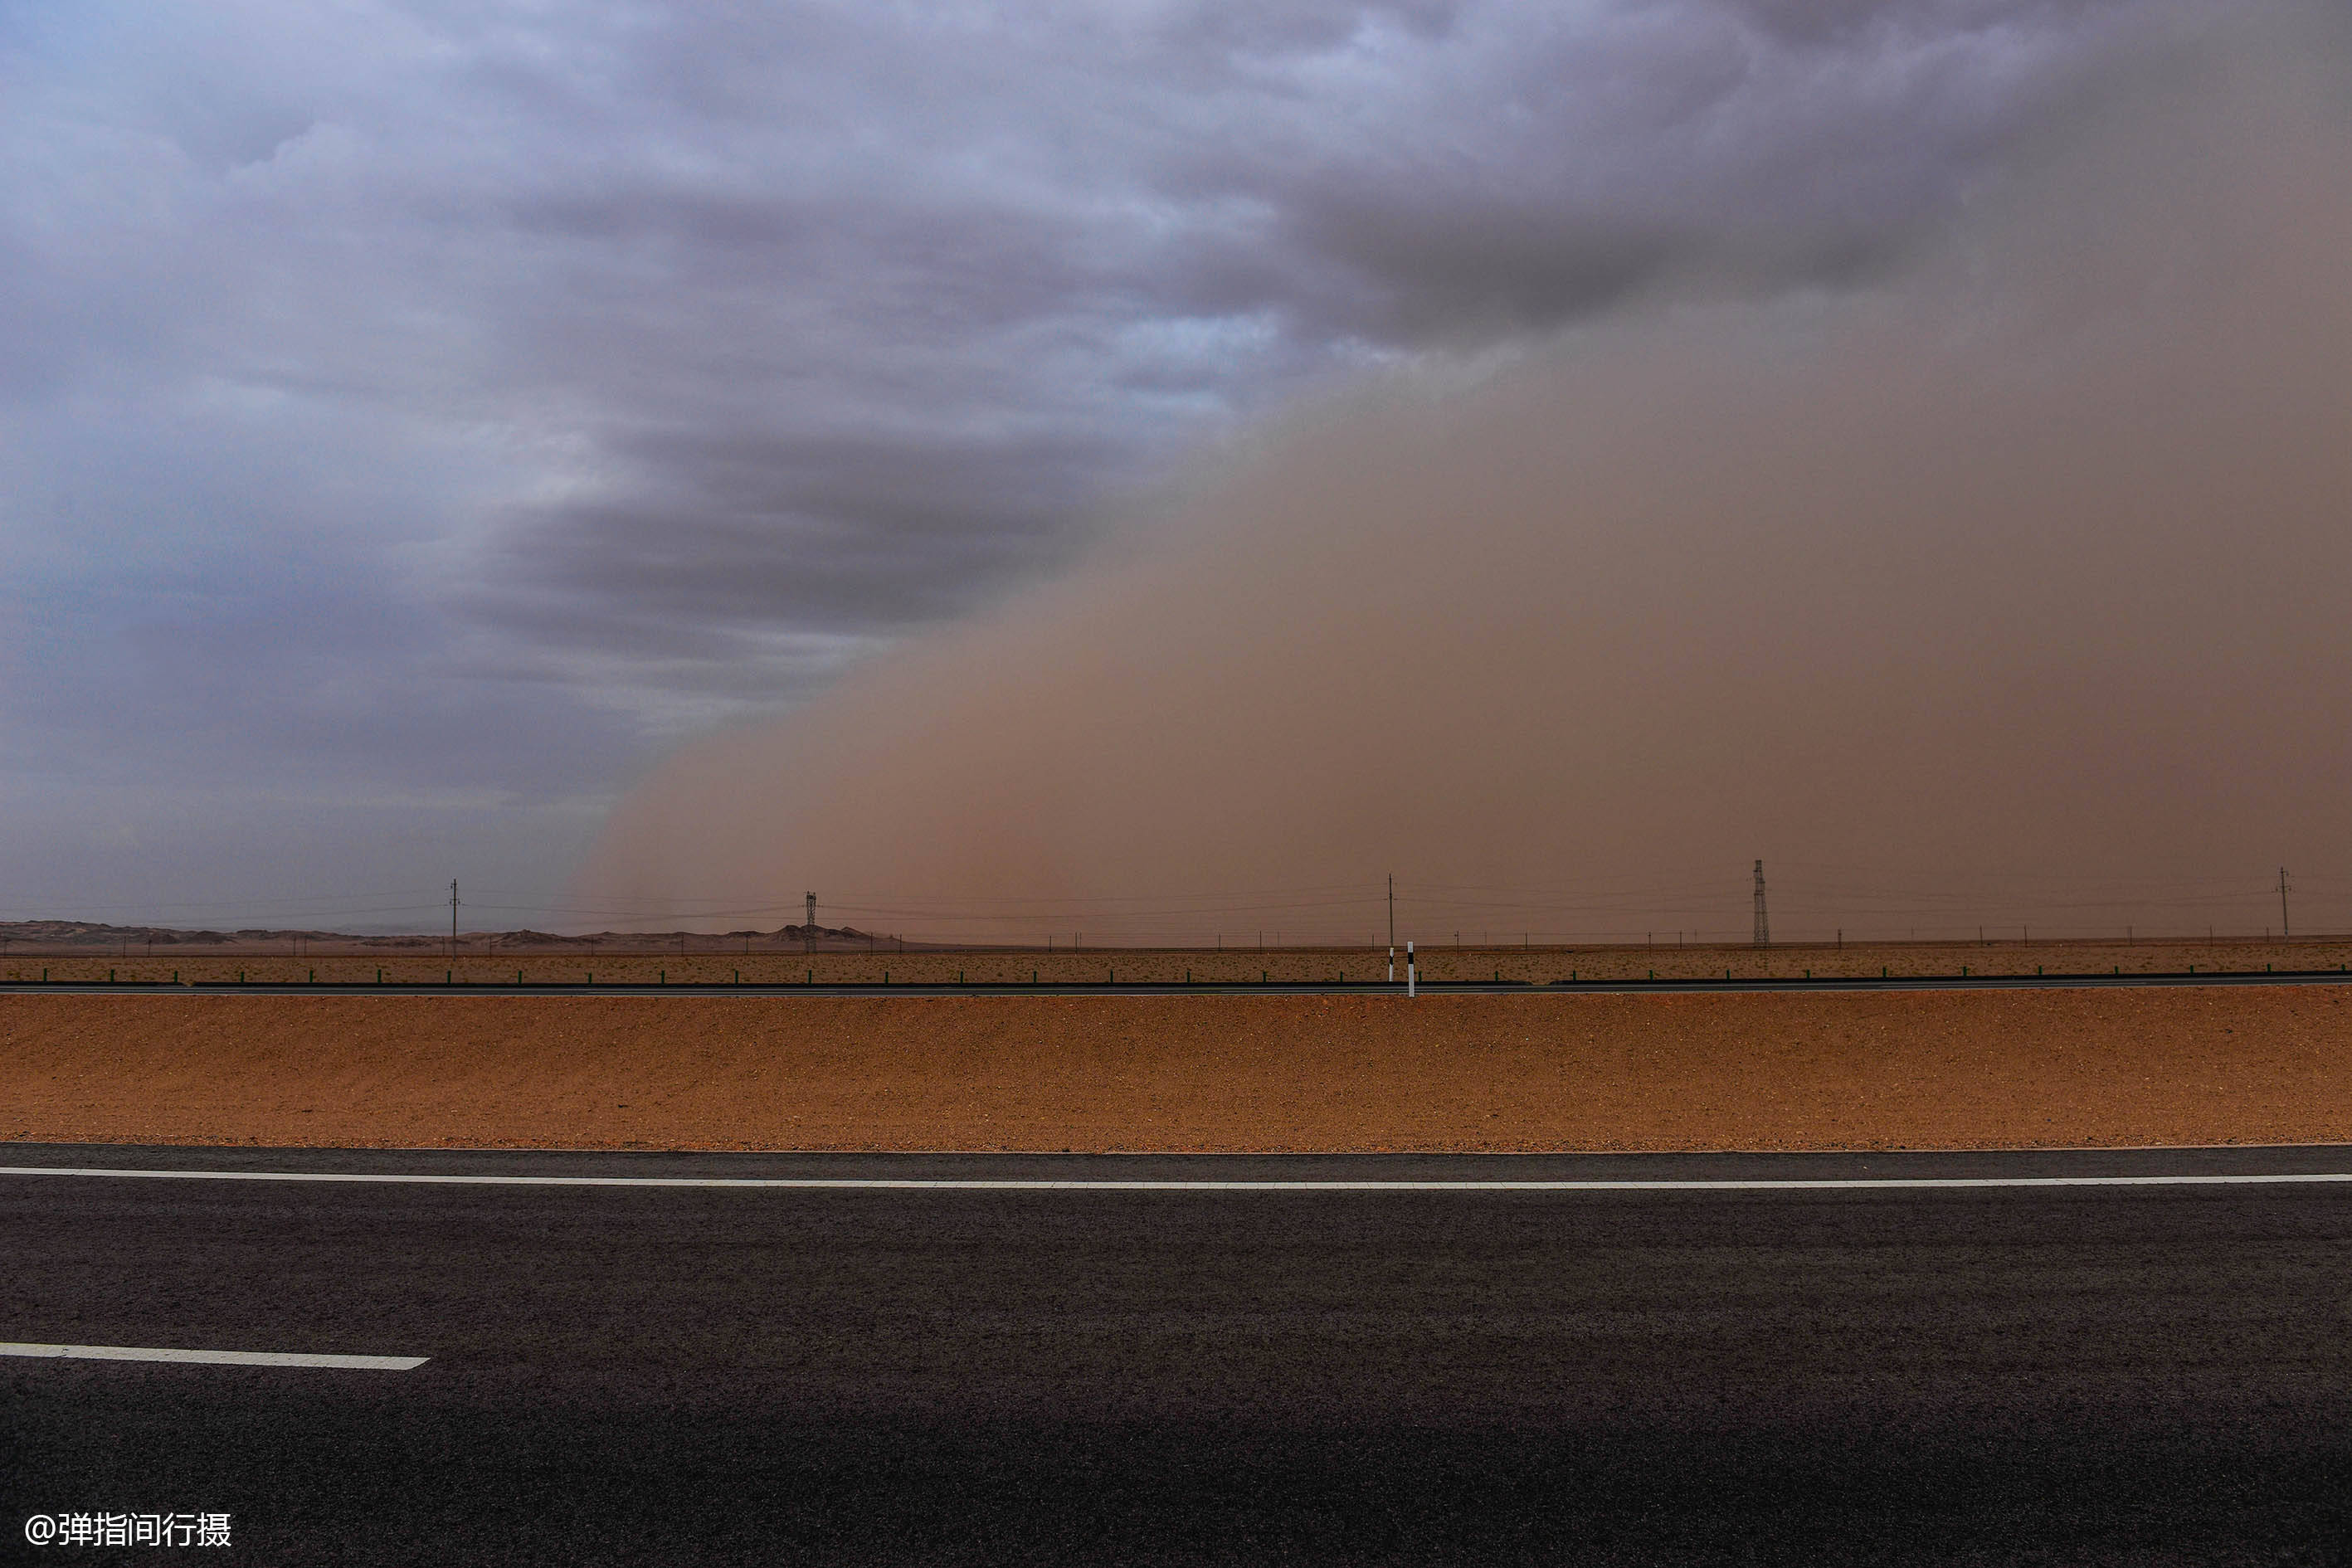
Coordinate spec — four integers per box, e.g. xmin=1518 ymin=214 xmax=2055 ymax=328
xmin=2 ymin=967 xmax=2350 ymax=996
xmin=9 ymin=1145 xmax=2352 ymax=1565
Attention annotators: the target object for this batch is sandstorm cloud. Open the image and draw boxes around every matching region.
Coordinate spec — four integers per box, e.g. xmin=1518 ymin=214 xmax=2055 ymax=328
xmin=579 ymin=9 xmax=2352 ymax=944
xmin=2 ymin=0 xmax=2160 ymax=923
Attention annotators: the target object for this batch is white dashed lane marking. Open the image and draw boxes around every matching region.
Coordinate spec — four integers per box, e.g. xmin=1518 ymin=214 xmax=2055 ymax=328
xmin=1 ymin=1342 xmax=426 ymax=1370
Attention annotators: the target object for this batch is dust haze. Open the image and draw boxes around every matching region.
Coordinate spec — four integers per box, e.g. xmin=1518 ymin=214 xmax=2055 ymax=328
xmin=577 ymin=10 xmax=2352 ymax=944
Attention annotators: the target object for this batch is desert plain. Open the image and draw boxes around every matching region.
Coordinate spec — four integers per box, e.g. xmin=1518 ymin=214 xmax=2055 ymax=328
xmin=4 ymin=937 xmax=2350 ymax=1153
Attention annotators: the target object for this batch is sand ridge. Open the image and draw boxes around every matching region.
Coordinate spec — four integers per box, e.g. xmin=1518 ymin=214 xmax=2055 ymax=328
xmin=3 ymin=986 xmax=2349 ymax=1152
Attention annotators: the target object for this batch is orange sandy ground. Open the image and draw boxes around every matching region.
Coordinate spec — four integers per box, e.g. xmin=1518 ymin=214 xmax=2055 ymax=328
xmin=4 ymin=988 xmax=2350 ymax=1152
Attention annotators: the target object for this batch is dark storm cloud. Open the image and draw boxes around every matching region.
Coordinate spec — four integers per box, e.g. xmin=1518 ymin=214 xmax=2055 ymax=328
xmin=492 ymin=424 xmax=1115 ymax=661
xmin=453 ymin=0 xmax=2151 ymax=689
xmin=1215 ymin=0 xmax=2138 ymax=343
xmin=0 ymin=0 xmax=2190 ymax=916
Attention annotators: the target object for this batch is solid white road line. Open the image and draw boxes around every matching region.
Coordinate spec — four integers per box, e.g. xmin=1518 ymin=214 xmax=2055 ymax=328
xmin=0 ymin=1342 xmax=426 ymax=1370
xmin=3 ymin=1166 xmax=2351 ymax=1191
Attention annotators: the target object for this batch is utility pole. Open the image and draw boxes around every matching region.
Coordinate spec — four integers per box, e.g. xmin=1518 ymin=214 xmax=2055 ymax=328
xmin=2279 ymin=867 xmax=2291 ymax=940
xmin=1752 ymin=860 xmax=1770 ymax=949
xmin=1387 ymin=874 xmax=1395 ymax=962
xmin=449 ymin=880 xmax=460 ymax=961
xmin=805 ymin=892 xmax=816 ymax=955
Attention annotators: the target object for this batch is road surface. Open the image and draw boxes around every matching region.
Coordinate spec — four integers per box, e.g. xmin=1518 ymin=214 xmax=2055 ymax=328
xmin=8 ymin=1145 xmax=2352 ymax=1563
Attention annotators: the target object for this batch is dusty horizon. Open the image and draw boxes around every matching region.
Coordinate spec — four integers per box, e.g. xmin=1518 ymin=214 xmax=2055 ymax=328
xmin=578 ymin=10 xmax=2352 ymax=947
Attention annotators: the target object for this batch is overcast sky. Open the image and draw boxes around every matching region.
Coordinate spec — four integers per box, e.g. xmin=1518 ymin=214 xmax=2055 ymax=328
xmin=0 ymin=0 xmax=2173 ymax=929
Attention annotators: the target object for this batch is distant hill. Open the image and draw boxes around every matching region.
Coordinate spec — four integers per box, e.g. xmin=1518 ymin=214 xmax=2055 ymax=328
xmin=0 ymin=920 xmax=903 ymax=950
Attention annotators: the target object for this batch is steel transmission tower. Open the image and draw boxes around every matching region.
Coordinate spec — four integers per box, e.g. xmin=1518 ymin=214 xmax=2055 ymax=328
xmin=1752 ymin=860 xmax=1770 ymax=948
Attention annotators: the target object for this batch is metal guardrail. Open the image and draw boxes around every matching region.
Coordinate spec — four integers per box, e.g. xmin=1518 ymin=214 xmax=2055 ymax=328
xmin=3 ymin=967 xmax=2351 ymax=996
